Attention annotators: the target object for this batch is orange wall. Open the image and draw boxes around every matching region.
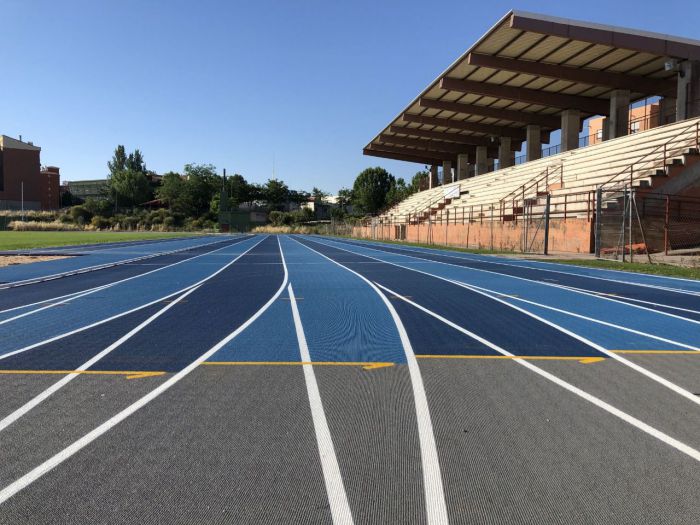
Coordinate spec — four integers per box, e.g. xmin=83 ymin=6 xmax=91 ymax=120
xmin=352 ymin=218 xmax=593 ymax=254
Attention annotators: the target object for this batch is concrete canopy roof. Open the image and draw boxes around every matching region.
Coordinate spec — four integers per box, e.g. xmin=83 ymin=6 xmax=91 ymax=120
xmin=364 ymin=10 xmax=700 ymax=164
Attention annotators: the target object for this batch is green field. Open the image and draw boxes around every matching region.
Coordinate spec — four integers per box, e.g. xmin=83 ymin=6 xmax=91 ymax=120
xmin=0 ymin=231 xmax=200 ymax=251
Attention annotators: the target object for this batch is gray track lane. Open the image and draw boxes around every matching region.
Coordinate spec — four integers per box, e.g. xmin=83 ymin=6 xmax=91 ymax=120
xmin=419 ymin=358 xmax=700 ymax=524
xmin=0 ymin=367 xmax=330 ymax=525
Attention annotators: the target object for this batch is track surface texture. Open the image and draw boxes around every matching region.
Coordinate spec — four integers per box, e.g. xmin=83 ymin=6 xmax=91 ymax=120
xmin=0 ymin=233 xmax=698 ymax=524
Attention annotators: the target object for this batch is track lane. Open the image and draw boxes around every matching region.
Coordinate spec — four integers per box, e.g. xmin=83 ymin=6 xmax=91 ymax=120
xmin=0 ymin=236 xmax=290 ymax=510
xmin=333 ymin=237 xmax=700 ymax=321
xmin=0 ymin=236 xmax=252 ymax=314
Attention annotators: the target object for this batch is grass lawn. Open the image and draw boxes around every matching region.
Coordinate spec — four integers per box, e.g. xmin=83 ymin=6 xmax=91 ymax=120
xmin=548 ymin=259 xmax=700 ymax=280
xmin=0 ymin=231 xmax=200 ymax=251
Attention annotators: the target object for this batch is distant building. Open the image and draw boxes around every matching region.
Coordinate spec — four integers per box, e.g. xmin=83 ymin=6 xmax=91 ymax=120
xmin=65 ymin=179 xmax=110 ymax=201
xmin=0 ymin=135 xmax=60 ymax=210
xmin=588 ymin=102 xmax=661 ymax=145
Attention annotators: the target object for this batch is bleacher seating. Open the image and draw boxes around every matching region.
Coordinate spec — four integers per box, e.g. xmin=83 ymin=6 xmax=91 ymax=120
xmin=379 ymin=116 xmax=700 ymax=225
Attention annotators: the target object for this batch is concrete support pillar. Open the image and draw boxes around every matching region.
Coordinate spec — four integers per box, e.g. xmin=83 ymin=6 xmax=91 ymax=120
xmin=561 ymin=109 xmax=581 ymax=152
xmin=677 ymin=60 xmax=700 ymax=121
xmin=498 ymin=137 xmax=512 ymax=169
xmin=457 ymin=154 xmax=469 ymax=180
xmin=442 ymin=160 xmax=453 ymax=185
xmin=526 ymin=125 xmax=541 ymax=161
xmin=609 ymin=89 xmax=630 ymax=139
xmin=475 ymin=146 xmax=488 ymax=175
xmin=429 ymin=165 xmax=439 ymax=189
xmin=660 ymin=96 xmax=677 ymax=125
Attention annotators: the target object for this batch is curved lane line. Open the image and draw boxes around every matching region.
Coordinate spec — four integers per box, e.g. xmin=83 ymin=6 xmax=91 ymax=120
xmin=309 ymin=236 xmax=700 ymax=407
xmin=0 ymin=236 xmax=287 ymax=506
xmin=0 ymin=235 xmax=252 ymax=319
xmin=290 ymin=236 xmax=449 ymax=525
xmin=0 ymin=236 xmax=265 ymax=361
xmin=373 ymin=281 xmax=700 ymax=463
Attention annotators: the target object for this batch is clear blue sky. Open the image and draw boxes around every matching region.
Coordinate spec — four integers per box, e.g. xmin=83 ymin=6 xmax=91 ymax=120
xmin=2 ymin=0 xmax=697 ymax=193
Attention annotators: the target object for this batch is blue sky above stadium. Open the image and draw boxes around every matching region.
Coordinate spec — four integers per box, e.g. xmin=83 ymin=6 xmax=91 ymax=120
xmin=1 ymin=0 xmax=697 ymax=192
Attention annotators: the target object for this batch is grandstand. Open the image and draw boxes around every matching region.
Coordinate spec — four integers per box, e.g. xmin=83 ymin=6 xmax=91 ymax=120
xmin=358 ymin=11 xmax=700 ymax=255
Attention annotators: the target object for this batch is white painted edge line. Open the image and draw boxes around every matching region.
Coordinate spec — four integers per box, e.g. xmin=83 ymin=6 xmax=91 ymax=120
xmin=0 ymin=285 xmax=200 ymax=433
xmin=373 ymin=281 xmax=700 ymax=463
xmin=0 ymin=236 xmax=285 ymax=506
xmin=288 ymin=283 xmax=355 ymax=525
xmin=0 ymin=235 xmax=233 ymax=290
xmin=0 ymin=235 xmax=252 ymax=318
xmin=450 ymin=279 xmax=700 ymax=407
xmin=459 ymin=282 xmax=700 ymax=352
xmin=310 ymin=236 xmax=700 ymax=407
xmin=337 ymin=237 xmax=700 ymax=296
xmin=0 ymin=236 xmax=267 ymax=362
xmin=290 ymin=236 xmax=449 ymax=525
xmin=322 ymin=237 xmax=700 ymax=326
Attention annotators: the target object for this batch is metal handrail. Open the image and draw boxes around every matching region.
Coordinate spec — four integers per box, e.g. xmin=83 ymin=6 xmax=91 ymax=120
xmin=600 ymin=119 xmax=700 ymax=191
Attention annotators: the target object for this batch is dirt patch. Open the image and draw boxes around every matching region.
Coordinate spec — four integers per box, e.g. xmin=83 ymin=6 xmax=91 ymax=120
xmin=0 ymin=255 xmax=70 ymax=267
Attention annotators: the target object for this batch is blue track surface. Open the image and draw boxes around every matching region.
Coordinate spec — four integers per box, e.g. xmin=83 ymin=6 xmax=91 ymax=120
xmin=1 ymin=233 xmax=700 ymax=523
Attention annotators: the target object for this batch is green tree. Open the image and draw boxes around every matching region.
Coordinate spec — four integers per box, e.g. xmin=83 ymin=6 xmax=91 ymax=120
xmin=110 ymin=168 xmax=151 ymax=208
xmin=263 ymin=178 xmax=289 ymax=210
xmin=336 ymin=188 xmax=353 ymax=212
xmin=227 ymin=174 xmax=250 ymax=208
xmin=182 ymin=163 xmax=220 ymax=216
xmin=410 ymin=170 xmax=429 ymax=193
xmin=311 ymin=187 xmax=329 ymax=204
xmin=351 ymin=167 xmax=395 ymax=214
xmin=156 ymin=171 xmax=184 ymax=210
xmin=386 ymin=177 xmax=410 ymax=207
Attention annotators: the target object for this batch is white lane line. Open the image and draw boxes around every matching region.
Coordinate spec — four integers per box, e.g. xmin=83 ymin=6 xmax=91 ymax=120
xmin=374 ymin=281 xmax=700 ymax=463
xmin=320 ymin=237 xmax=700 ymax=326
xmin=339 ymin=237 xmax=700 ymax=297
xmin=0 ymin=235 xmax=253 ymax=320
xmin=0 ymin=285 xmax=200 ymax=433
xmin=0 ymin=236 xmax=287 ymax=506
xmin=0 ymin=236 xmax=267 ymax=361
xmin=309 ymin=236 xmax=700 ymax=407
xmin=288 ymin=283 xmax=354 ymax=525
xmin=0 ymin=235 xmax=231 ymax=290
xmin=290 ymin=236 xmax=449 ymax=525
xmin=459 ymin=282 xmax=700 ymax=351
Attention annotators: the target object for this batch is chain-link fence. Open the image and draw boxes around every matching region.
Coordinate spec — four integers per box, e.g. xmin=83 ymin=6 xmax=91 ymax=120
xmin=595 ymin=188 xmax=700 ymax=261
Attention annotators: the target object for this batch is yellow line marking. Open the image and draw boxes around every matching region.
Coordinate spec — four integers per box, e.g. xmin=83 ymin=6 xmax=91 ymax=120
xmin=611 ymin=350 xmax=700 ymax=355
xmin=0 ymin=370 xmax=166 ymax=380
xmin=201 ymin=361 xmax=394 ymax=370
xmin=415 ymin=355 xmax=606 ymax=364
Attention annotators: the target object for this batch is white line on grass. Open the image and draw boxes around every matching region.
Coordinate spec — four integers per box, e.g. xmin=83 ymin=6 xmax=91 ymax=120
xmin=288 ymin=283 xmax=355 ymax=525
xmin=290 ymin=236 xmax=449 ymax=525
xmin=374 ymin=281 xmax=700 ymax=463
xmin=0 ymin=236 xmax=266 ymax=362
xmin=308 ymin=236 xmax=700 ymax=407
xmin=0 ymin=236 xmax=286 ymax=506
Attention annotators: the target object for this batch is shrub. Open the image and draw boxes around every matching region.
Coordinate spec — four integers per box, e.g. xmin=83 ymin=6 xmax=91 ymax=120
xmin=70 ymin=205 xmax=93 ymax=225
xmin=10 ymin=220 xmax=81 ymax=231
xmin=91 ymin=215 xmax=111 ymax=230
xmin=268 ymin=210 xmax=285 ymax=226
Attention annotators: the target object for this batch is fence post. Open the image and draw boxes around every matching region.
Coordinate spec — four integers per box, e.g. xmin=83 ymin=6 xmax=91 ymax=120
xmin=629 ymin=187 xmax=634 ymax=263
xmin=543 ymin=194 xmax=551 ymax=255
xmin=594 ymin=187 xmax=602 ymax=257
xmin=490 ymin=205 xmax=494 ymax=251
xmin=664 ymin=195 xmax=670 ymax=255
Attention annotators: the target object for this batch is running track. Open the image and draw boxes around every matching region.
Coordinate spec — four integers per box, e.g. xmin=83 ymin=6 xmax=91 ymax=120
xmin=0 ymin=234 xmax=698 ymax=524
